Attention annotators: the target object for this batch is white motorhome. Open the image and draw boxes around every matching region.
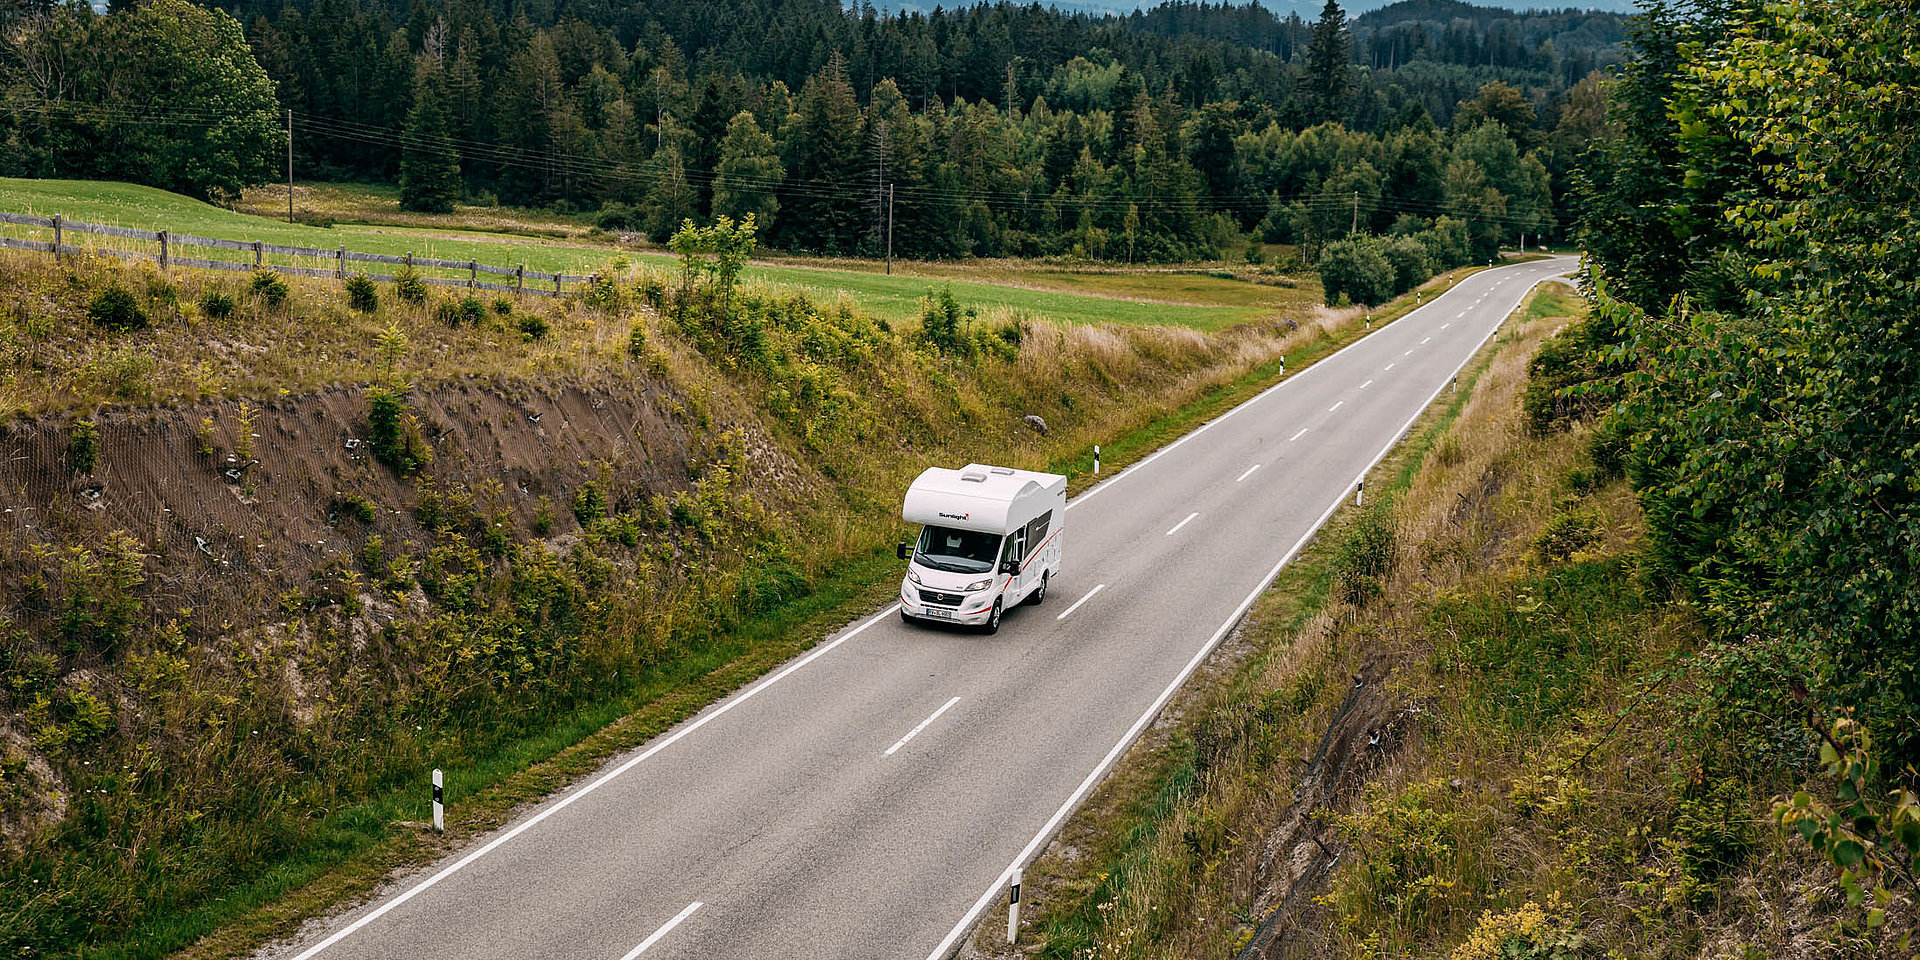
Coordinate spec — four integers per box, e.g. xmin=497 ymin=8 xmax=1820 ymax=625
xmin=897 ymin=463 xmax=1067 ymax=633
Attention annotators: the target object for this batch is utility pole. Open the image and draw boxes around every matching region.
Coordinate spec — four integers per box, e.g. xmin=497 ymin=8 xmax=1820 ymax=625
xmin=887 ymin=184 xmax=895 ymax=276
xmin=286 ymin=109 xmax=294 ymax=224
xmin=1350 ymin=189 xmax=1358 ymax=234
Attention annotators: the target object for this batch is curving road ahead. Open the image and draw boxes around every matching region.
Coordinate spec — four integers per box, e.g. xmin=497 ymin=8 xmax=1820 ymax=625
xmin=260 ymin=256 xmax=1579 ymax=960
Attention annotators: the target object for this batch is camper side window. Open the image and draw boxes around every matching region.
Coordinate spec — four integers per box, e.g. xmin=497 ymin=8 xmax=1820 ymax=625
xmin=1026 ymin=511 xmax=1052 ymax=548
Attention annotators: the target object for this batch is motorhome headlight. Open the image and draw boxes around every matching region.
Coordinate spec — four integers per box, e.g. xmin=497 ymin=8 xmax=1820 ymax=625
xmin=906 ymin=568 xmax=922 ymax=585
xmin=964 ymin=578 xmax=994 ymax=592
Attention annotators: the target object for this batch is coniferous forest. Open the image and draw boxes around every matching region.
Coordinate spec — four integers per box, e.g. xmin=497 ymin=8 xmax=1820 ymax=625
xmin=0 ymin=0 xmax=1623 ymax=262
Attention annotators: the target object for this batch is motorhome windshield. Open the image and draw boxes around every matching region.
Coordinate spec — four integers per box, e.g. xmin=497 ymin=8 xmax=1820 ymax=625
xmin=914 ymin=525 xmax=1003 ymax=574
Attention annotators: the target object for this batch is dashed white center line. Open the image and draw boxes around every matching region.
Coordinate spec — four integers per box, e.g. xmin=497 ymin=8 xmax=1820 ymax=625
xmin=1420 ymin=337 xmax=1432 ymax=344
xmin=1359 ymin=379 xmax=1374 ymax=389
xmin=1328 ymin=401 xmax=1344 ymax=412
xmin=1166 ymin=512 xmax=1200 ymax=536
xmin=1056 ymin=583 xmax=1106 ymax=621
xmin=620 ymin=902 xmax=703 ymax=960
xmin=1236 ymin=463 xmax=1261 ymax=482
xmin=1441 ymin=323 xmax=1450 ymax=330
xmin=885 ymin=697 xmax=962 ymax=757
xmin=1384 ymin=363 xmax=1395 ymax=371
xmin=1403 ymin=349 xmax=1414 ymax=356
xmin=1289 ymin=427 xmax=1310 ymax=442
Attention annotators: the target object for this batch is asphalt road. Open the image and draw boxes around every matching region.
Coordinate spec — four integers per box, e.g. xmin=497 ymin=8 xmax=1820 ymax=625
xmin=262 ymin=256 xmax=1579 ymax=960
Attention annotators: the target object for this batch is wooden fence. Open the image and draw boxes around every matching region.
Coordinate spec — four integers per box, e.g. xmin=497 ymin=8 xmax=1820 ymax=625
xmin=0 ymin=210 xmax=596 ymax=297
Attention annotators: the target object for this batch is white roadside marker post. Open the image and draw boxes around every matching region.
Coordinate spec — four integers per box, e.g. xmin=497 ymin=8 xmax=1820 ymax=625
xmin=1007 ymin=868 xmax=1022 ymax=945
xmin=1355 ymin=479 xmax=1364 ymax=507
xmin=1093 ymin=444 xmax=1100 ymax=476
xmin=432 ymin=768 xmax=444 ymax=833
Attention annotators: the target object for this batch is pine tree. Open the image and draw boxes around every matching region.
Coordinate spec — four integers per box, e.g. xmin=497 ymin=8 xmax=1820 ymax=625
xmin=400 ymin=59 xmax=462 ymax=213
xmin=1304 ymin=0 xmax=1352 ymax=125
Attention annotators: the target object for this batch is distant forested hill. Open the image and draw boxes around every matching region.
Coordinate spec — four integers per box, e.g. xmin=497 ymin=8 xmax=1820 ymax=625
xmin=0 ymin=0 xmax=1622 ymax=261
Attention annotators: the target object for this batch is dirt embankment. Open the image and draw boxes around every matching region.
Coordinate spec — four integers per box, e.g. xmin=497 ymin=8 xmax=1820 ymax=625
xmin=0 ymin=377 xmax=730 ymax=626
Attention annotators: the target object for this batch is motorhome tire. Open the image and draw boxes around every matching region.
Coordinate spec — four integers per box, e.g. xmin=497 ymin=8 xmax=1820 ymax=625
xmin=1026 ymin=572 xmax=1048 ymax=606
xmin=983 ymin=599 xmax=1002 ymax=635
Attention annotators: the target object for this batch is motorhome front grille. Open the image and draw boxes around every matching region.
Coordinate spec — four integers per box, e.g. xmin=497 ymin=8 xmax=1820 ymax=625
xmin=918 ymin=589 xmax=965 ymax=607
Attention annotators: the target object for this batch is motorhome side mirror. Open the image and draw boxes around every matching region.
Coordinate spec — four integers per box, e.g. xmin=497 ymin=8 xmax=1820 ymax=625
xmin=1000 ymin=559 xmax=1019 ymax=575
xmin=897 ymin=541 xmax=910 ymax=561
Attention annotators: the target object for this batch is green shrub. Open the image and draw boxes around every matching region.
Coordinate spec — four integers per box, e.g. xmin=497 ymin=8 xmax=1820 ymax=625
xmin=345 ymin=274 xmax=379 ymax=313
xmin=392 ymin=264 xmax=428 ymax=304
xmin=571 ymin=480 xmax=607 ymax=523
xmin=87 ymin=284 xmax=146 ymax=331
xmin=1379 ymin=234 xmax=1433 ymax=295
xmin=66 ymin=419 xmax=99 ymax=474
xmin=1333 ymin=503 xmax=1398 ymax=606
xmin=249 ymin=269 xmax=289 ymax=306
xmin=491 ymin=296 xmax=513 ymax=316
xmin=1534 ymin=509 xmax=1601 ymax=563
xmin=365 ymin=386 xmax=432 ymax=475
xmin=198 ymin=288 xmax=236 ymax=319
xmin=517 ymin=312 xmax=550 ymax=341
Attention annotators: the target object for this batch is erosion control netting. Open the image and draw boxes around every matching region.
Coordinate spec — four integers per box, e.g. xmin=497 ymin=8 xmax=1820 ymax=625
xmin=0 ymin=377 xmax=706 ymax=642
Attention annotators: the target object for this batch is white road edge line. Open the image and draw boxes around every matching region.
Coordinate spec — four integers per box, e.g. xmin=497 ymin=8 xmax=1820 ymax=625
xmin=1236 ymin=464 xmax=1261 ymax=482
xmin=284 ymin=601 xmax=906 ymax=960
xmin=886 ymin=697 xmax=963 ymax=757
xmin=1288 ymin=428 xmax=1309 ymax=442
xmin=1328 ymin=401 xmax=1343 ymax=413
xmin=1055 ymin=583 xmax=1106 ymax=621
xmin=1165 ymin=512 xmax=1200 ymax=536
xmin=926 ymin=261 xmax=1576 ymax=960
xmin=619 ymin=902 xmax=703 ymax=960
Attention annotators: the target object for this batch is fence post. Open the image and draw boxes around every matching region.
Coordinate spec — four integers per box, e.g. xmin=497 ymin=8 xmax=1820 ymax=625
xmin=253 ymin=240 xmax=263 ymax=268
xmin=51 ymin=214 xmax=62 ymax=260
xmin=469 ymin=259 xmax=477 ymax=288
xmin=553 ymin=272 xmax=561 ymax=297
xmin=515 ymin=264 xmax=525 ymax=296
xmin=157 ymin=230 xmax=169 ymax=271
xmin=404 ymin=251 xmax=413 ymax=272
xmin=337 ymin=245 xmax=346 ymax=279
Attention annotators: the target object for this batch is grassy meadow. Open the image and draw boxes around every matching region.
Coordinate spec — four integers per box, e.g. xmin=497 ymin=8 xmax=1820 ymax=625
xmin=3 ymin=178 xmax=1293 ymax=330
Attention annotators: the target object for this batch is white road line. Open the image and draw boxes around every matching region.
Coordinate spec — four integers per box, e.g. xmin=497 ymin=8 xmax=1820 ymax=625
xmin=1403 ymin=349 xmax=1414 ymax=356
xmin=1289 ymin=427 xmax=1310 ymax=442
xmin=1328 ymin=401 xmax=1344 ymax=412
xmin=1165 ymin=512 xmax=1199 ymax=536
xmin=886 ymin=697 xmax=963 ymax=757
xmin=1236 ymin=464 xmax=1261 ymax=482
xmin=1420 ymin=337 xmax=1432 ymax=344
xmin=1359 ymin=379 xmax=1373 ymax=390
xmin=1385 ymin=363 xmax=1395 ymax=371
xmin=1441 ymin=323 xmax=1450 ymax=330
xmin=928 ymin=262 xmax=1578 ymax=960
xmin=1055 ymin=583 xmax=1106 ymax=621
xmin=284 ymin=601 xmax=905 ymax=960
xmin=619 ymin=902 xmax=703 ymax=960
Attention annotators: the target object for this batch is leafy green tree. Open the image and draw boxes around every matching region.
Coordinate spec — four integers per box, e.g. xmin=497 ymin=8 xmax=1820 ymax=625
xmin=1452 ymin=81 xmax=1540 ymax=151
xmin=711 ymin=112 xmax=783 ymax=230
xmin=1318 ymin=237 xmax=1393 ymax=306
xmin=400 ymin=58 xmax=463 ymax=213
xmin=0 ymin=0 xmax=280 ymax=202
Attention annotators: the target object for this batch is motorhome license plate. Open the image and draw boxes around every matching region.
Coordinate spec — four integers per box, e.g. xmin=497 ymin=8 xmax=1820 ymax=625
xmin=924 ymin=607 xmax=954 ymax=619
